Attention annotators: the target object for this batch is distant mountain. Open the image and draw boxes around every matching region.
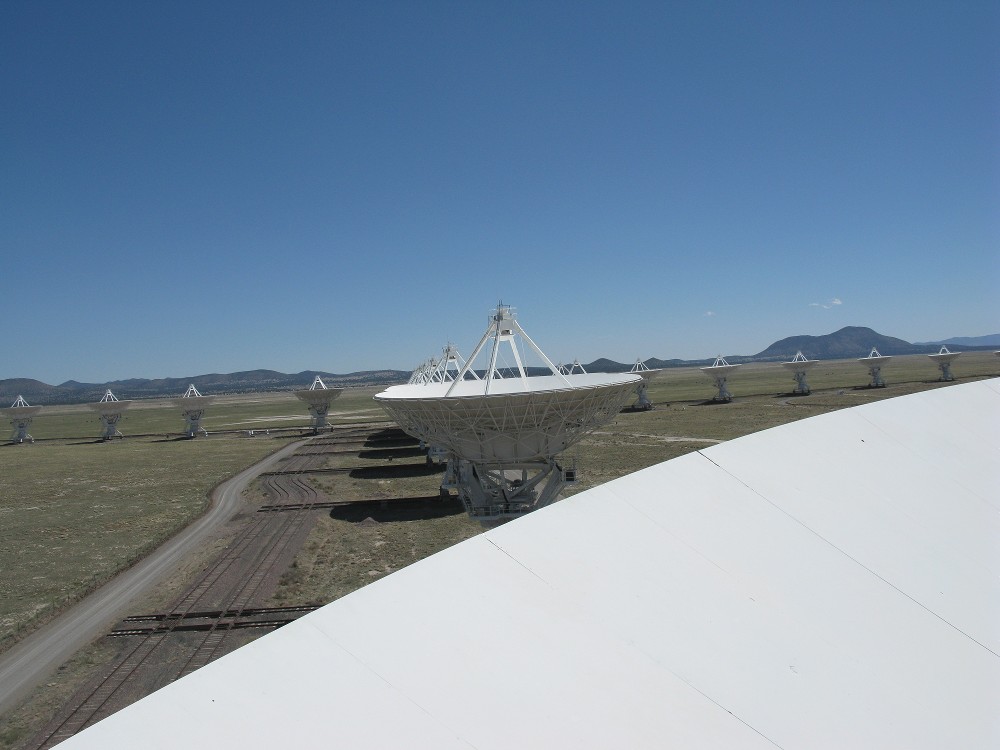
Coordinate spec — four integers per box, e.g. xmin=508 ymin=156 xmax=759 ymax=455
xmin=914 ymin=334 xmax=1000 ymax=348
xmin=754 ymin=326 xmax=927 ymax=360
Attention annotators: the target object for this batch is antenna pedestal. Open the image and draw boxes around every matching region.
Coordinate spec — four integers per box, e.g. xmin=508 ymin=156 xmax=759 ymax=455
xmin=453 ymin=457 xmax=573 ymax=521
xmin=633 ymin=381 xmax=653 ymax=410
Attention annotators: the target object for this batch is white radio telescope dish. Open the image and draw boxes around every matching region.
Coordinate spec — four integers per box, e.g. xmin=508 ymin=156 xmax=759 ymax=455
xmin=172 ymin=384 xmax=215 ymax=438
xmin=781 ymin=351 xmax=819 ymax=395
xmin=700 ymin=355 xmax=741 ymax=402
xmin=376 ymin=303 xmax=640 ymax=520
xmin=3 ymin=395 xmax=42 ymax=443
xmin=629 ymin=359 xmax=663 ymax=410
xmin=858 ymin=347 xmax=892 ymax=387
xmin=87 ymin=390 xmax=132 ymax=440
xmin=927 ymin=345 xmax=961 ymax=382
xmin=294 ymin=376 xmax=343 ymax=433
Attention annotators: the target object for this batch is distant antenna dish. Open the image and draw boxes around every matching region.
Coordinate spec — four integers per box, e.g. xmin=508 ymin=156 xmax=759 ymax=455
xmin=700 ymin=355 xmax=741 ymax=402
xmin=927 ymin=346 xmax=961 ymax=382
xmin=781 ymin=351 xmax=819 ymax=395
xmin=87 ymin=389 xmax=132 ymax=440
xmin=629 ymin=359 xmax=662 ymax=410
xmin=294 ymin=376 xmax=344 ymax=433
xmin=857 ymin=347 xmax=892 ymax=388
xmin=558 ymin=359 xmax=587 ymax=375
xmin=375 ymin=303 xmax=641 ymax=520
xmin=172 ymin=384 xmax=215 ymax=438
xmin=3 ymin=395 xmax=42 ymax=443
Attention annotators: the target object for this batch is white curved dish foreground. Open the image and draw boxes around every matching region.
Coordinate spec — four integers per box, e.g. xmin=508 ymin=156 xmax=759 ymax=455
xmin=61 ymin=378 xmax=1000 ymax=749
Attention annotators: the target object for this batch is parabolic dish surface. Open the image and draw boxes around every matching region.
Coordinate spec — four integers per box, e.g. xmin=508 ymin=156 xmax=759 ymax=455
xmin=60 ymin=378 xmax=1000 ymax=749
xmin=375 ymin=372 xmax=641 ymax=462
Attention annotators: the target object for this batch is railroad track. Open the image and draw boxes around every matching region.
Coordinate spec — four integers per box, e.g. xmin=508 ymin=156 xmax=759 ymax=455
xmin=28 ymin=438 xmax=346 ymax=749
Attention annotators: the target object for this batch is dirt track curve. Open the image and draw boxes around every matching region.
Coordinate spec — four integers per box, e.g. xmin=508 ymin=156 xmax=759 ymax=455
xmin=0 ymin=437 xmax=307 ymax=717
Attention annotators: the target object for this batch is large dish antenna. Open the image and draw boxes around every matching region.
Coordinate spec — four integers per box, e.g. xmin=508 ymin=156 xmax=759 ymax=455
xmin=781 ymin=351 xmax=819 ymax=395
xmin=858 ymin=347 xmax=892 ymax=388
xmin=294 ymin=376 xmax=343 ymax=433
xmin=3 ymin=395 xmax=42 ymax=443
xmin=376 ymin=303 xmax=640 ymax=520
xmin=927 ymin=346 xmax=961 ymax=382
xmin=172 ymin=384 xmax=215 ymax=438
xmin=87 ymin=390 xmax=132 ymax=440
xmin=629 ymin=359 xmax=662 ymax=410
xmin=700 ymin=355 xmax=741 ymax=402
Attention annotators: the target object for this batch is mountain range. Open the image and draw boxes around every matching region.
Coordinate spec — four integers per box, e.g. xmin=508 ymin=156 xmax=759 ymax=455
xmin=2 ymin=327 xmax=996 ymax=405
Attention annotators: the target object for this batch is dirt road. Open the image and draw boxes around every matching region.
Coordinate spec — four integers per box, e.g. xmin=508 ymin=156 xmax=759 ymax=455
xmin=0 ymin=438 xmax=306 ymax=717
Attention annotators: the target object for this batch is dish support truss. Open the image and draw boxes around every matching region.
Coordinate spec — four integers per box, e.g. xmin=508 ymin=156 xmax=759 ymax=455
xmin=451 ymin=458 xmax=577 ymax=521
xmin=96 ymin=390 xmax=127 ymax=440
xmin=860 ymin=348 xmax=889 ymax=388
xmin=446 ymin=304 xmax=570 ymax=396
xmin=179 ymin=384 xmax=210 ymax=437
xmin=384 ymin=381 xmax=632 ymax=521
xmin=630 ymin=359 xmax=653 ymax=410
xmin=930 ymin=346 xmax=959 ymax=381
xmin=298 ymin=376 xmax=339 ymax=432
xmin=703 ymin=356 xmax=737 ymax=402
xmin=788 ymin=351 xmax=812 ymax=395
xmin=6 ymin=396 xmax=38 ymax=443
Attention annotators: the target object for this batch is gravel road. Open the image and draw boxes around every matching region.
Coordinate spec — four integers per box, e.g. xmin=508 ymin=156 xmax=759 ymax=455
xmin=0 ymin=438 xmax=306 ymax=717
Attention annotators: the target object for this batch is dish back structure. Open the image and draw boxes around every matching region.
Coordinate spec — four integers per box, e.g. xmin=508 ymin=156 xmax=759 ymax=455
xmin=629 ymin=359 xmax=661 ymax=410
xmin=780 ymin=351 xmax=819 ymax=394
xmin=172 ymin=384 xmax=215 ymax=437
xmin=293 ymin=376 xmax=343 ymax=432
xmin=88 ymin=390 xmax=131 ymax=440
xmin=3 ymin=395 xmax=42 ymax=443
xmin=857 ymin=347 xmax=892 ymax=387
xmin=927 ymin=345 xmax=960 ymax=381
xmin=376 ymin=304 xmax=640 ymax=520
xmin=700 ymin=355 xmax=741 ymax=402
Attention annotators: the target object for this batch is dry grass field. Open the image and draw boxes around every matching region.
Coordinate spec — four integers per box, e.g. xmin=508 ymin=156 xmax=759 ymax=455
xmin=0 ymin=351 xmax=997 ymax=748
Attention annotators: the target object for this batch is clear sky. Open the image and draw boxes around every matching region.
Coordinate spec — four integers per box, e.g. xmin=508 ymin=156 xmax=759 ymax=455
xmin=2 ymin=1 xmax=997 ymax=384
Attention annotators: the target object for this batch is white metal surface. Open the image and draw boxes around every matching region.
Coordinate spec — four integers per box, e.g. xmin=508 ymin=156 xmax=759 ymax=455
xmin=59 ymin=378 xmax=1000 ymax=749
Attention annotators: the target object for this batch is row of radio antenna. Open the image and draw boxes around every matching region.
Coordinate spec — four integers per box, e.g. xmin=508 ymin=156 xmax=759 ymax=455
xmin=2 ymin=303 xmax=989 ymax=524
xmin=2 ymin=378 xmax=344 ymax=445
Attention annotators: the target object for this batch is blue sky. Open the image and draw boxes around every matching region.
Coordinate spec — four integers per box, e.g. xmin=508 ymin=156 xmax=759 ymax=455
xmin=2 ymin=1 xmax=997 ymax=384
